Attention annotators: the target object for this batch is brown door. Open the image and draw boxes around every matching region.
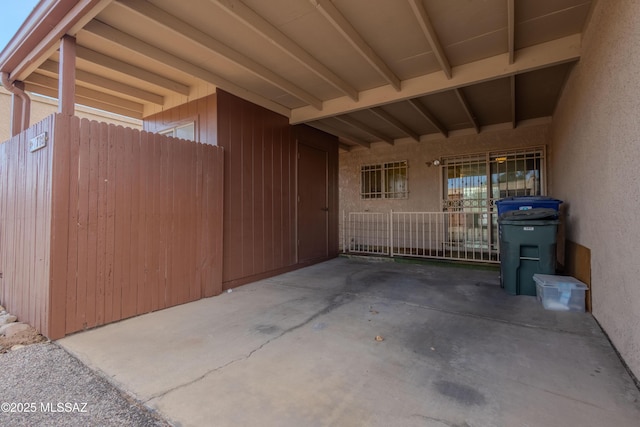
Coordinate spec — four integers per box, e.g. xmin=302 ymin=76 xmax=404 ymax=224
xmin=298 ymin=143 xmax=328 ymax=262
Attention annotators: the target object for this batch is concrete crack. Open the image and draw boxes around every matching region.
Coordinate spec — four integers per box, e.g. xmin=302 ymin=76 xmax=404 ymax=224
xmin=144 ymin=292 xmax=355 ymax=404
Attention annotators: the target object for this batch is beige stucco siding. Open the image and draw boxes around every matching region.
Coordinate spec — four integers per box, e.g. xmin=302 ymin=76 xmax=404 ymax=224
xmin=551 ymin=1 xmax=640 ymax=377
xmin=1 ymin=87 xmax=141 ymax=141
xmin=339 ymin=123 xmax=551 ymax=216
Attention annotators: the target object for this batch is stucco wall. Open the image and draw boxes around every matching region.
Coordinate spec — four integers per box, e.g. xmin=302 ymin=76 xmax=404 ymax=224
xmin=550 ymin=0 xmax=640 ymax=378
xmin=339 ymin=123 xmax=551 ymax=216
xmin=1 ymin=87 xmax=141 ymax=141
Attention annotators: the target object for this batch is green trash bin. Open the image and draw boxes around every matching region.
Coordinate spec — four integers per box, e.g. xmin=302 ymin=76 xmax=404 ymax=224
xmin=498 ymin=209 xmax=560 ymax=296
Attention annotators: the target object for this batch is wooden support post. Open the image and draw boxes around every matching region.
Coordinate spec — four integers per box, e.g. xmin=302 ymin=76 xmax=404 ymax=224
xmin=58 ymin=35 xmax=77 ymax=116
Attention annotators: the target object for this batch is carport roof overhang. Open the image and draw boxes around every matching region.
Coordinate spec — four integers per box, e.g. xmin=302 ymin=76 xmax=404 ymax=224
xmin=0 ymin=0 xmax=592 ymax=149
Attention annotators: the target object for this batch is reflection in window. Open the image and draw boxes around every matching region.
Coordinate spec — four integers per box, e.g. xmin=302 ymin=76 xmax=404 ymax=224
xmin=159 ymin=122 xmax=196 ymax=141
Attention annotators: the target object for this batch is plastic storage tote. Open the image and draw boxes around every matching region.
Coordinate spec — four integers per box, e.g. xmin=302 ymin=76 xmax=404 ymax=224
xmin=495 ymin=196 xmax=563 ymax=216
xmin=533 ymin=274 xmax=588 ymax=312
xmin=498 ymin=209 xmax=559 ymax=296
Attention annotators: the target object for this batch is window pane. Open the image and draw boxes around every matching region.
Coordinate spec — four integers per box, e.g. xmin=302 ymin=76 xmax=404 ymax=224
xmin=361 ymin=161 xmax=408 ymax=199
xmin=384 ymin=161 xmax=407 ymax=198
xmin=176 ymin=123 xmax=195 ymax=141
xmin=361 ymin=165 xmax=382 ymax=199
xmin=444 ymin=160 xmax=487 ymax=210
xmin=490 ymin=152 xmax=542 ymax=199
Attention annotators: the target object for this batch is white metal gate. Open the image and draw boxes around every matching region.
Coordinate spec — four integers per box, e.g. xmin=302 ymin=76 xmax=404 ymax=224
xmin=344 ymin=211 xmax=499 ymax=263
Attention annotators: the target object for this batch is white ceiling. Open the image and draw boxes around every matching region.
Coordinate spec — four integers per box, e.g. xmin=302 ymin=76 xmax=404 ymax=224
xmin=20 ymin=0 xmax=593 ymax=150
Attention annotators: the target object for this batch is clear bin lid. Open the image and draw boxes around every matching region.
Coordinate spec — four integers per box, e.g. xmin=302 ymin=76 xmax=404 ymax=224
xmin=533 ymin=274 xmax=588 ymax=289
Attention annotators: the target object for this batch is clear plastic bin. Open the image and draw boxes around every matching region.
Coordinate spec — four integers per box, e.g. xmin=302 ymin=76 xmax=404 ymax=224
xmin=533 ymin=274 xmax=588 ymax=312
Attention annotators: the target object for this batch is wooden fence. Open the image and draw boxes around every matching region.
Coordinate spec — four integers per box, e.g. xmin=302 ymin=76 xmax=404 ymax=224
xmin=0 ymin=114 xmax=224 ymax=339
xmin=0 ymin=115 xmax=54 ymax=336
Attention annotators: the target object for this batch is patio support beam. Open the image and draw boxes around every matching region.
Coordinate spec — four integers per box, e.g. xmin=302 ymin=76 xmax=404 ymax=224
xmin=39 ymin=60 xmax=164 ymax=105
xmin=290 ymin=34 xmax=581 ymax=124
xmin=209 ymin=0 xmax=359 ymax=102
xmin=370 ymin=107 xmax=420 ymax=142
xmin=310 ymin=121 xmax=371 ymax=148
xmin=310 ymin=0 xmax=401 ymax=91
xmin=76 ymin=47 xmax=190 ymax=96
xmin=334 ymin=115 xmax=394 ymax=145
xmin=117 ymin=0 xmax=323 ymax=110
xmin=408 ymin=99 xmax=447 ymax=138
xmin=27 ymin=73 xmax=144 ymax=114
xmin=83 ymin=20 xmax=290 ymax=117
xmin=508 ymin=0 xmax=515 ymax=64
xmin=510 ymin=75 xmax=516 ymax=128
xmin=58 ymin=35 xmax=76 ymax=116
xmin=408 ymin=0 xmax=452 ymax=79
xmin=454 ymin=89 xmax=479 ymax=134
xmin=24 ymin=82 xmax=143 ymax=119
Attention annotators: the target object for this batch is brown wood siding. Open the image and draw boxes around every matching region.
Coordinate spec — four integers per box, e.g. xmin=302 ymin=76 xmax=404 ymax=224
xmin=294 ymin=125 xmax=340 ymax=258
xmin=144 ymin=94 xmax=218 ymax=145
xmin=217 ymin=90 xmax=298 ymax=288
xmin=142 ymin=91 xmax=338 ymax=289
xmin=47 ymin=115 xmax=223 ymax=338
xmin=0 ymin=115 xmax=55 ymax=336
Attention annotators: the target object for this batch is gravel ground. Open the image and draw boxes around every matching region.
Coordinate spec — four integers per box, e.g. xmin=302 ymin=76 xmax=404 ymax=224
xmin=0 ymin=343 xmax=170 ymax=427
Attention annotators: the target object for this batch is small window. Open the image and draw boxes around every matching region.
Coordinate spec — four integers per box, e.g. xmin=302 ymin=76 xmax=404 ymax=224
xmin=361 ymin=161 xmax=408 ymax=199
xmin=159 ymin=122 xmax=196 ymax=141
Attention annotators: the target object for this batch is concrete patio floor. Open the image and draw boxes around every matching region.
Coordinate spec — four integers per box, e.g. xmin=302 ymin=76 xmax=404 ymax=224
xmin=59 ymin=257 xmax=640 ymax=427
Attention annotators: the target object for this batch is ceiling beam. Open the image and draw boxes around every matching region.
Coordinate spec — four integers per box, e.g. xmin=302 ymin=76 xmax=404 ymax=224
xmin=334 ymin=115 xmax=394 ymax=145
xmin=76 ymin=46 xmax=190 ymax=96
xmin=24 ymin=82 xmax=143 ymax=119
xmin=290 ymin=33 xmax=581 ymax=123
xmin=338 ymin=142 xmax=352 ymax=152
xmin=408 ymin=0 xmax=451 ymax=79
xmin=310 ymin=0 xmax=401 ymax=91
xmin=454 ymin=89 xmax=479 ymax=134
xmin=10 ymin=0 xmax=113 ymax=81
xmin=408 ymin=99 xmax=447 ymax=137
xmin=27 ymin=72 xmax=145 ymax=112
xmin=39 ymin=60 xmax=164 ymax=105
xmin=508 ymin=0 xmax=515 ymax=64
xmin=82 ymin=19 xmax=290 ymax=117
xmin=117 ymin=0 xmax=323 ymax=110
xmin=310 ymin=121 xmax=371 ymax=148
xmin=209 ymin=0 xmax=358 ymax=102
xmin=370 ymin=107 xmax=420 ymax=142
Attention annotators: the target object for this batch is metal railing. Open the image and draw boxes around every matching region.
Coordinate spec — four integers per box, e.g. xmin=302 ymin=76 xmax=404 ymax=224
xmin=344 ymin=212 xmax=390 ymax=255
xmin=344 ymin=210 xmax=500 ymax=263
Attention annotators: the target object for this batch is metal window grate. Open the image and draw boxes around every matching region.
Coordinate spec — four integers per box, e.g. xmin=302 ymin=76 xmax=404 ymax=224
xmin=361 ymin=161 xmax=408 ymax=199
xmin=440 ymin=146 xmax=546 ymax=253
xmin=361 ymin=164 xmax=383 ymax=199
xmin=489 ymin=149 xmax=543 ymax=199
xmin=442 ymin=146 xmax=545 ymax=210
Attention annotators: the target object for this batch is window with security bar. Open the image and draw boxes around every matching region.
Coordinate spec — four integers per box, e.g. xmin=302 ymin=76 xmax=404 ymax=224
xmin=361 ymin=161 xmax=408 ymax=199
xmin=440 ymin=147 xmax=545 ymax=251
xmin=442 ymin=147 xmax=545 ymax=211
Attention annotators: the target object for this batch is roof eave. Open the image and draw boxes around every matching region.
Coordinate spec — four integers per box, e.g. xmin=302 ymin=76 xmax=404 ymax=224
xmin=0 ymin=0 xmax=109 ymax=81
